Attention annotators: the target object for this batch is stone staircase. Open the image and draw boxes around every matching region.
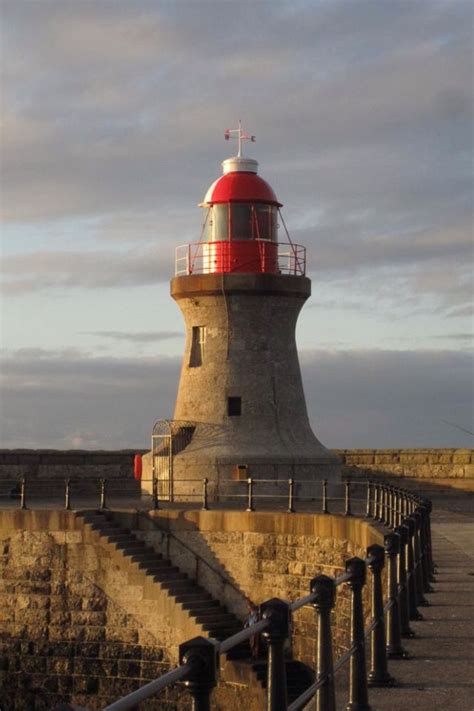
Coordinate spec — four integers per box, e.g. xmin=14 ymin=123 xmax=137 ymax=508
xmin=75 ymin=510 xmax=314 ymax=703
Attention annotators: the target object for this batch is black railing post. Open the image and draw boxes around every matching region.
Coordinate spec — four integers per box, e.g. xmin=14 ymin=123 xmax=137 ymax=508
xmin=100 ymin=478 xmax=107 ymax=510
xmin=418 ymin=506 xmax=433 ymax=593
xmin=311 ymin=574 xmax=336 ymax=711
xmin=389 ymin=487 xmax=396 ymax=528
xmin=424 ymin=499 xmax=436 ymax=580
xmin=64 ymin=478 xmax=71 ymax=511
xmin=412 ymin=512 xmax=429 ymax=606
xmin=152 ymin=475 xmax=159 ymax=510
xmin=384 ymin=533 xmax=408 ymax=659
xmin=179 ymin=636 xmax=219 ymax=711
xmin=345 ymin=556 xmax=371 ymax=711
xmin=405 ymin=517 xmax=423 ymax=621
xmin=382 ymin=484 xmax=389 ymax=526
xmin=287 ymin=478 xmax=295 ymax=513
xmin=345 ymin=479 xmax=352 ymax=517
xmin=395 ymin=489 xmax=403 ymax=527
xmin=366 ymin=544 xmax=394 ymax=687
xmin=20 ymin=478 xmax=27 ymax=510
xmin=246 ymin=477 xmax=254 ymax=512
xmin=322 ymin=478 xmax=329 ymax=514
xmin=373 ymin=483 xmax=379 ymax=521
xmin=261 ymin=598 xmax=290 ymax=711
xmin=365 ymin=481 xmax=372 ymax=519
xmin=202 ymin=478 xmax=209 ymax=511
xmin=395 ymin=525 xmax=415 ymax=638
xmin=378 ymin=484 xmax=384 ymax=521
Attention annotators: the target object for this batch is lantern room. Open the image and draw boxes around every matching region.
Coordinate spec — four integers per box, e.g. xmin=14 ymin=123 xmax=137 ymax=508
xmin=175 ymin=124 xmax=306 ymax=277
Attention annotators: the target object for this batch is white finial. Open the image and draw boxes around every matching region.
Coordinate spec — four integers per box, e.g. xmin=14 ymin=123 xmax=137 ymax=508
xmin=224 ymin=120 xmax=256 ymax=157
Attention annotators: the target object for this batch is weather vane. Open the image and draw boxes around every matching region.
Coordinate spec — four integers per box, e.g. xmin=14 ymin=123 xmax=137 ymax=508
xmin=224 ymin=120 xmax=256 ymax=157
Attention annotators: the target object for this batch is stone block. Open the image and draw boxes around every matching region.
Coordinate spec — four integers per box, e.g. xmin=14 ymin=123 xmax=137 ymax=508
xmin=453 ymin=449 xmax=472 ymax=464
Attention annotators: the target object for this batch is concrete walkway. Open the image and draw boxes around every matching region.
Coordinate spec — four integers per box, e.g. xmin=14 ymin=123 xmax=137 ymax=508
xmin=367 ymin=492 xmax=474 ymax=711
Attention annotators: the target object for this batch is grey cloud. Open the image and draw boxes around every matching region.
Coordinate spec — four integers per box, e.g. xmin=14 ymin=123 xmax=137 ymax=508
xmin=86 ymin=330 xmax=182 ymax=343
xmin=1 ymin=247 xmax=173 ymax=294
xmin=1 ymin=348 xmax=472 ymax=449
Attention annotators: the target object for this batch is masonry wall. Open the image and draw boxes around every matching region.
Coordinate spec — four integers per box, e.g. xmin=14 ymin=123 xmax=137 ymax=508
xmin=0 ymin=511 xmax=192 ymax=711
xmin=337 ymin=448 xmax=474 ymax=490
xmin=0 ymin=509 xmax=383 ymax=709
xmin=120 ymin=510 xmax=384 ymax=666
xmin=1 ymin=449 xmax=472 ymax=491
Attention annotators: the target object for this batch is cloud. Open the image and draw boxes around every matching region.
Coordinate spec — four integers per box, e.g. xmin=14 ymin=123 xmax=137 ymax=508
xmin=1 ymin=347 xmax=472 ymax=449
xmin=0 ymin=246 xmax=173 ymax=294
xmin=86 ymin=330 xmax=182 ymax=343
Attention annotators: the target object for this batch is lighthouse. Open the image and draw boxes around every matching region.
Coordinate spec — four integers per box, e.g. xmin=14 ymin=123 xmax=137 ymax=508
xmin=143 ymin=125 xmax=339 ymax=501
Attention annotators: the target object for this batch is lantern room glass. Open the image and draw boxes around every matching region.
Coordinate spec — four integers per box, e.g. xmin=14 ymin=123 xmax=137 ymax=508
xmin=202 ymin=204 xmax=278 ymax=242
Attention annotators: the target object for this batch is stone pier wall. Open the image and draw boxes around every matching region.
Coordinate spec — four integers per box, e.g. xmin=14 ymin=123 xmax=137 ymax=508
xmin=1 ymin=449 xmax=472 ymax=491
xmin=118 ymin=509 xmax=383 ymax=667
xmin=337 ymin=448 xmax=474 ymax=490
xmin=0 ymin=509 xmax=383 ymax=709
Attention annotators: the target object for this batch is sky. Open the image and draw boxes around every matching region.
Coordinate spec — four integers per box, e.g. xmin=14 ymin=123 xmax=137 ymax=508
xmin=0 ymin=0 xmax=473 ymax=450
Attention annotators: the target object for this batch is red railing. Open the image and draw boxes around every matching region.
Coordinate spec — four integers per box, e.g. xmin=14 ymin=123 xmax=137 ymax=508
xmin=175 ymin=240 xmax=306 ymax=276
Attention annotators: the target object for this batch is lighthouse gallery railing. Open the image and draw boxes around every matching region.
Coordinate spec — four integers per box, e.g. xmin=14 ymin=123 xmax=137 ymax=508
xmin=175 ymin=240 xmax=306 ymax=276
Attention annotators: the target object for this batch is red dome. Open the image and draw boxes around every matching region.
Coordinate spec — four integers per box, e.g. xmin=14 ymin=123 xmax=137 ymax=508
xmin=203 ymin=172 xmax=281 ymax=206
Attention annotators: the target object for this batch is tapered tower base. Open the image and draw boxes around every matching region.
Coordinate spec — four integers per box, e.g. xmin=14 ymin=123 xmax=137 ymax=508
xmin=142 ymin=273 xmax=340 ymax=501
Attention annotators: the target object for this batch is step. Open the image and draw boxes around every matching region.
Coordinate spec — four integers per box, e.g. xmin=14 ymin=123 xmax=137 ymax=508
xmin=179 ymin=598 xmax=219 ymax=609
xmin=194 ymin=612 xmax=237 ymax=624
xmin=114 ymin=543 xmax=147 ymax=554
xmin=131 ymin=552 xmax=160 ymax=563
xmin=150 ymin=568 xmax=184 ymax=581
xmin=138 ymin=560 xmax=169 ymax=572
xmin=105 ymin=534 xmax=136 ymax=543
xmin=160 ymin=580 xmax=195 ymax=592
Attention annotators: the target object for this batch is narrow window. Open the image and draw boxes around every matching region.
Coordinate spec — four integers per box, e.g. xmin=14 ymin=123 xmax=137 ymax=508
xmin=189 ymin=326 xmax=206 ymax=367
xmin=227 ymin=396 xmax=242 ymax=417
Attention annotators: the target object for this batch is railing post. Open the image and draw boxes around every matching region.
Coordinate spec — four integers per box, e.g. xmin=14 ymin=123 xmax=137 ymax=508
xmin=373 ymin=483 xmax=379 ymax=521
xmin=202 ymin=478 xmax=209 ymax=511
xmin=384 ymin=533 xmax=408 ymax=659
xmin=310 ymin=574 xmax=336 ymax=711
xmin=344 ymin=479 xmax=352 ymax=517
xmin=64 ymin=478 xmax=71 ymax=511
xmin=345 ymin=556 xmax=371 ymax=711
xmin=378 ymin=484 xmax=384 ymax=521
xmin=20 ymin=478 xmax=27 ymax=510
xmin=179 ymin=636 xmax=219 ymax=711
xmin=246 ymin=477 xmax=254 ymax=512
xmin=395 ymin=489 xmax=403 ymax=527
xmin=424 ymin=500 xmax=436 ymax=579
xmin=383 ymin=486 xmax=389 ymax=524
xmin=322 ymin=479 xmax=329 ymax=514
xmin=389 ymin=487 xmax=395 ymax=528
xmin=405 ymin=517 xmax=423 ymax=621
xmin=100 ymin=478 xmax=107 ymax=510
xmin=395 ymin=525 xmax=415 ymax=638
xmin=412 ymin=512 xmax=429 ymax=605
xmin=152 ymin=475 xmax=159 ymax=510
xmin=418 ymin=506 xmax=433 ymax=593
xmin=261 ymin=598 xmax=290 ymax=711
xmin=287 ymin=478 xmax=295 ymax=513
xmin=364 ymin=481 xmax=372 ymax=519
xmin=366 ymin=544 xmax=394 ymax=687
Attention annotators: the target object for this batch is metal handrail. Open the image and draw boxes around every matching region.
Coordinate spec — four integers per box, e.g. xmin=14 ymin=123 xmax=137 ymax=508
xmin=175 ymin=240 xmax=306 ymax=276
xmin=95 ymin=481 xmax=432 ymax=711
xmin=136 ymin=511 xmax=244 ymax=600
xmin=101 ymin=662 xmax=192 ymax=711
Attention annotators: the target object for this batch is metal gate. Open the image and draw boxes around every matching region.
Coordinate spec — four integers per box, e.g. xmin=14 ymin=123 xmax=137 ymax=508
xmin=151 ymin=420 xmax=195 ymax=501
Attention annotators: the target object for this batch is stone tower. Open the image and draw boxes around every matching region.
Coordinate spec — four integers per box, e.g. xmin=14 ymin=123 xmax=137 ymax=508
xmin=143 ymin=127 xmax=339 ymax=500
